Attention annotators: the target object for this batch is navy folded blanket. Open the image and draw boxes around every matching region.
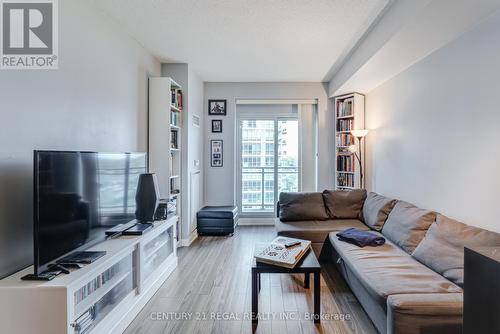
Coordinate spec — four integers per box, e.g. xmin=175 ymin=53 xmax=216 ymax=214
xmin=337 ymin=228 xmax=386 ymax=247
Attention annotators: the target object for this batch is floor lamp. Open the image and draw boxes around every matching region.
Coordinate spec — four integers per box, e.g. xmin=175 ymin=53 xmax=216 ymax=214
xmin=349 ymin=129 xmax=369 ymax=189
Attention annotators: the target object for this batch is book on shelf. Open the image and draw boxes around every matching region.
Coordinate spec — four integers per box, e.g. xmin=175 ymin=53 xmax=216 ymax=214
xmin=337 ymin=173 xmax=355 ymax=188
xmin=171 ymin=88 xmax=183 ymax=110
xmin=170 ymin=130 xmax=178 ymax=149
xmin=337 ymin=118 xmax=353 ymax=132
xmin=254 ymin=237 xmax=311 ymax=269
xmin=170 ymin=110 xmax=181 ymax=127
xmin=336 ymin=133 xmax=354 ymax=147
xmin=337 ymin=155 xmax=355 ymax=172
xmin=336 ymin=98 xmax=353 ymax=117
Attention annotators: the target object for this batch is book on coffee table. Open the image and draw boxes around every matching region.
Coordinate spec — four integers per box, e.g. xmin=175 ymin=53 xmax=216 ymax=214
xmin=254 ymin=237 xmax=312 ymax=269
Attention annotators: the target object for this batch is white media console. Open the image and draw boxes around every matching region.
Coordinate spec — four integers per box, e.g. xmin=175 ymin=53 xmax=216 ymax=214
xmin=0 ymin=216 xmax=178 ymax=334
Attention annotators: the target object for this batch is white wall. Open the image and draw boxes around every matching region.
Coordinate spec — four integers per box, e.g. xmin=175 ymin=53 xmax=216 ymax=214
xmin=365 ymin=10 xmax=500 ymax=232
xmin=0 ymin=0 xmax=161 ymax=278
xmin=204 ymin=82 xmax=331 ymax=206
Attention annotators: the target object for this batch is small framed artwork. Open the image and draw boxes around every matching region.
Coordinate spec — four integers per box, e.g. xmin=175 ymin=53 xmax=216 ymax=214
xmin=211 ymin=140 xmax=223 ymax=167
xmin=208 ymin=99 xmax=227 ymax=116
xmin=211 ymin=119 xmax=222 ymax=133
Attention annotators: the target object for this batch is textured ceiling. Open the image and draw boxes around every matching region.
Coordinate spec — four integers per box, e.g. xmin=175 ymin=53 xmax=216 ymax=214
xmin=88 ymin=0 xmax=389 ymax=81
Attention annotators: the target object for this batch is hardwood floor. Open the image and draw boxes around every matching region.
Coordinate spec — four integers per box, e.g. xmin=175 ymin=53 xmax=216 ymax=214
xmin=125 ymin=226 xmax=377 ymax=334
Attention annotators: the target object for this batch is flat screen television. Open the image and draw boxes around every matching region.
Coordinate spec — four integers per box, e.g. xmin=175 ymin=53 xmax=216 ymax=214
xmin=33 ymin=150 xmax=146 ymax=275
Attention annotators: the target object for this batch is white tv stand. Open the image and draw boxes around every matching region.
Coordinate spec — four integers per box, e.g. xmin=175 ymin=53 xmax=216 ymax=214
xmin=0 ymin=216 xmax=178 ymax=334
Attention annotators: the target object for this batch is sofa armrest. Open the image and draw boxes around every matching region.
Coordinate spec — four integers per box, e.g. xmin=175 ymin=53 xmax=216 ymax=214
xmin=386 ymin=293 xmax=463 ymax=334
xmin=276 ymin=201 xmax=280 ymax=218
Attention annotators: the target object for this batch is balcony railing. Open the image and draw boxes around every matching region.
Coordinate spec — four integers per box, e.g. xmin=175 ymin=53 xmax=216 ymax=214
xmin=241 ymin=166 xmax=299 ymax=213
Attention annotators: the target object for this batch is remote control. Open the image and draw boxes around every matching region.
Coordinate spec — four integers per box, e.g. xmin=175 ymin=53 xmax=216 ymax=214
xmin=285 ymin=241 xmax=301 ymax=248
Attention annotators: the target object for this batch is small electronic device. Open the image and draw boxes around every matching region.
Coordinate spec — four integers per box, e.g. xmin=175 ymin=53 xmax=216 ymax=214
xmin=154 ymin=200 xmax=169 ymax=221
xmin=105 ymin=221 xmax=137 ymax=236
xmin=21 ymin=271 xmax=60 ymax=281
xmin=285 ymin=241 xmax=301 ymax=248
xmin=59 ymin=262 xmax=84 ymax=269
xmin=57 ymin=251 xmax=106 ymax=265
xmin=122 ymin=223 xmax=153 ymax=236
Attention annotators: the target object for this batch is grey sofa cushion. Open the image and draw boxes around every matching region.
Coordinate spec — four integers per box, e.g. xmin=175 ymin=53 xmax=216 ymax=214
xmin=278 ymin=192 xmax=328 ymax=221
xmin=382 ymin=201 xmax=436 ymax=254
xmin=412 ymin=214 xmax=500 ymax=286
xmin=362 ymin=192 xmax=397 ymax=231
xmin=329 ymin=232 xmax=462 ymax=313
xmin=323 ymin=189 xmax=367 ymax=219
xmin=386 ymin=293 xmax=463 ymax=334
xmin=275 ymin=218 xmax=369 ymax=243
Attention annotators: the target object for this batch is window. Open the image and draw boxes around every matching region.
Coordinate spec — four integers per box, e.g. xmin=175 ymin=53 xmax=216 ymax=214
xmin=239 ymin=118 xmax=299 ymax=214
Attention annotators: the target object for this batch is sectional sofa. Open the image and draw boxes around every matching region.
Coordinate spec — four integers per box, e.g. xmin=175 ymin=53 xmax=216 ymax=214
xmin=275 ymin=190 xmax=500 ymax=334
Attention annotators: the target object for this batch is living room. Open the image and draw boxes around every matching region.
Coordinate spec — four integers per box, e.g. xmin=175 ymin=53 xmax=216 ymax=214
xmin=0 ymin=0 xmax=499 ymax=333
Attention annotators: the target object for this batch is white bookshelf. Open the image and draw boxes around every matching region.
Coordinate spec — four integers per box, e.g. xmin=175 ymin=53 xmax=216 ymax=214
xmin=0 ymin=217 xmax=178 ymax=334
xmin=149 ymin=77 xmax=183 ymax=243
xmin=334 ymin=93 xmax=365 ymax=189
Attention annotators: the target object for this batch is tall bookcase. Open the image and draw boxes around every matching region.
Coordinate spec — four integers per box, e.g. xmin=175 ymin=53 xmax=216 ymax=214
xmin=334 ymin=93 xmax=365 ymax=189
xmin=148 ymin=77 xmax=183 ymax=242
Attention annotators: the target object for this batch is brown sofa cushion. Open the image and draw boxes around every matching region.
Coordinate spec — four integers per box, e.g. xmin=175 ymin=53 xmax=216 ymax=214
xmin=382 ymin=201 xmax=436 ymax=254
xmin=362 ymin=192 xmax=397 ymax=231
xmin=412 ymin=214 xmax=500 ymax=286
xmin=323 ymin=189 xmax=367 ymax=219
xmin=278 ymin=192 xmax=328 ymax=221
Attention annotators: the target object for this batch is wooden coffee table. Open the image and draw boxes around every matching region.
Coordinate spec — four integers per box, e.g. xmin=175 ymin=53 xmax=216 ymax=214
xmin=251 ymin=248 xmax=321 ymax=323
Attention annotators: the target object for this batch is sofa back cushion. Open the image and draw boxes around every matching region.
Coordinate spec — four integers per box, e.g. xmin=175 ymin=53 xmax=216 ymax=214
xmin=412 ymin=214 xmax=500 ymax=286
xmin=382 ymin=201 xmax=436 ymax=254
xmin=278 ymin=192 xmax=329 ymax=221
xmin=362 ymin=192 xmax=397 ymax=231
xmin=322 ymin=189 xmax=367 ymax=219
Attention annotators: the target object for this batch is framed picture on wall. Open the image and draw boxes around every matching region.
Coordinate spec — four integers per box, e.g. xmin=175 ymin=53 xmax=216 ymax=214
xmin=208 ymin=99 xmax=227 ymax=116
xmin=211 ymin=119 xmax=222 ymax=133
xmin=211 ymin=140 xmax=223 ymax=167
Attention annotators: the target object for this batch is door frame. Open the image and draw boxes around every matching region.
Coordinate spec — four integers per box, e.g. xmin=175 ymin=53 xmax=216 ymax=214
xmin=236 ymin=110 xmax=301 ymax=218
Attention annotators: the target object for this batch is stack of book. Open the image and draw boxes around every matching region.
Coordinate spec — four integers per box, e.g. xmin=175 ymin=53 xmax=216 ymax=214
xmin=254 ymin=237 xmax=311 ymax=269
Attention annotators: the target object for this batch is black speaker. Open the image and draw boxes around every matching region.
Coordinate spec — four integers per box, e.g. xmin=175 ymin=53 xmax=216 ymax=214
xmin=135 ymin=173 xmax=160 ymax=222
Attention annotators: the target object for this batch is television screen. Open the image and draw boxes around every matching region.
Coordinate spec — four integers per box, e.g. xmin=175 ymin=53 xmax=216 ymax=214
xmin=33 ymin=151 xmax=146 ymax=274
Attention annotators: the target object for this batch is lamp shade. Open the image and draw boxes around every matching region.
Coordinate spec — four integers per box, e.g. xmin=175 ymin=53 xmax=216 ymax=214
xmin=351 ymin=129 xmax=369 ymax=138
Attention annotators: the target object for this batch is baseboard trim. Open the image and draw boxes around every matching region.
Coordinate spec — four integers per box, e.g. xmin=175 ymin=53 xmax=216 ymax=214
xmin=179 ymin=229 xmax=198 ymax=247
xmin=238 ymin=218 xmax=275 ymax=226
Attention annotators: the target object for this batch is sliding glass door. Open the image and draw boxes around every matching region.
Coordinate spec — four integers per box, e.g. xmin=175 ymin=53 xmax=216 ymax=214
xmin=239 ymin=118 xmax=299 ymax=216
